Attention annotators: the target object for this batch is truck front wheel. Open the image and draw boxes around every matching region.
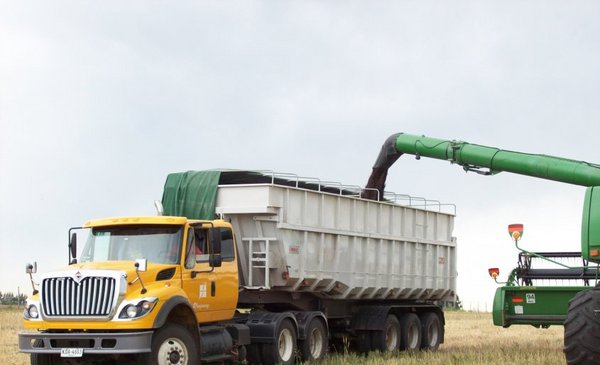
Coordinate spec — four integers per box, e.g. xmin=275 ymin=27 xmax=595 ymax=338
xmin=31 ymin=353 xmax=62 ymax=365
xmin=148 ymin=323 xmax=198 ymax=365
xmin=564 ymin=289 xmax=600 ymax=365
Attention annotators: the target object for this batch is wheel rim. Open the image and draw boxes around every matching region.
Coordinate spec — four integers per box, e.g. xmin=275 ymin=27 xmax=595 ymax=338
xmin=157 ymin=337 xmax=188 ymax=365
xmin=385 ymin=323 xmax=399 ymax=351
xmin=309 ymin=326 xmax=324 ymax=358
xmin=407 ymin=322 xmax=419 ymax=349
xmin=278 ymin=327 xmax=294 ymax=361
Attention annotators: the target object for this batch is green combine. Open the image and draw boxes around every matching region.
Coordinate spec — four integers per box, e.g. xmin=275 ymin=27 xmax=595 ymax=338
xmin=365 ymin=132 xmax=600 ymax=365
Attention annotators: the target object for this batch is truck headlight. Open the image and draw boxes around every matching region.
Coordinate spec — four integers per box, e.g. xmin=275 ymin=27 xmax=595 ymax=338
xmin=126 ymin=305 xmax=139 ymax=318
xmin=118 ymin=298 xmax=158 ymax=319
xmin=25 ymin=304 xmax=39 ymax=319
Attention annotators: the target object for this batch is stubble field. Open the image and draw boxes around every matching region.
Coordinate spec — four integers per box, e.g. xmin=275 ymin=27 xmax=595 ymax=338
xmin=1 ymin=307 xmax=565 ymax=365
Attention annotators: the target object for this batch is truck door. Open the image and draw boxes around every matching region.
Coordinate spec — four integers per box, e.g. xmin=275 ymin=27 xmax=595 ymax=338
xmin=182 ymin=226 xmax=238 ymax=323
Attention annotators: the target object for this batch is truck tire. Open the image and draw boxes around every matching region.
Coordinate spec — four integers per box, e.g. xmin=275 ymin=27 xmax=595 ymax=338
xmin=31 ymin=353 xmax=62 ymax=365
xmin=147 ymin=323 xmax=198 ymax=365
xmin=399 ymin=313 xmax=421 ymax=351
xmin=371 ymin=314 xmax=400 ymax=353
xmin=420 ymin=312 xmax=442 ymax=351
xmin=261 ymin=319 xmax=297 ymax=365
xmin=299 ymin=318 xmax=328 ymax=362
xmin=564 ymin=289 xmax=600 ymax=365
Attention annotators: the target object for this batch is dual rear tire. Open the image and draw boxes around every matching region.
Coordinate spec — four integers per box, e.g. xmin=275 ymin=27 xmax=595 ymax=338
xmin=299 ymin=318 xmax=328 ymax=362
xmin=249 ymin=317 xmax=328 ymax=365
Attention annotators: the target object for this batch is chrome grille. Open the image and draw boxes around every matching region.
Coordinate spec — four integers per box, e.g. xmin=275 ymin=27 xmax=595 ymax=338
xmin=41 ymin=276 xmax=116 ymax=317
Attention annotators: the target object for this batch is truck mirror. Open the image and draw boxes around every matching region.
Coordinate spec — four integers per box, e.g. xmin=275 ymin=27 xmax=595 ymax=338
xmin=209 ymin=228 xmax=222 ymax=255
xmin=26 ymin=262 xmax=37 ymax=274
xmin=135 ymin=258 xmax=148 ymax=272
xmin=69 ymin=232 xmax=77 ymax=263
xmin=209 ymin=254 xmax=222 ymax=268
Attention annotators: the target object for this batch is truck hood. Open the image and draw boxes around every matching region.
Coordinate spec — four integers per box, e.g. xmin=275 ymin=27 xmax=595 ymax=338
xmin=45 ymin=261 xmax=180 ymax=294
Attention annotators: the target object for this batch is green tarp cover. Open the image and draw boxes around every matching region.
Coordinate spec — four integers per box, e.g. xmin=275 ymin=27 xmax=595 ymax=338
xmin=161 ymin=170 xmax=221 ymax=219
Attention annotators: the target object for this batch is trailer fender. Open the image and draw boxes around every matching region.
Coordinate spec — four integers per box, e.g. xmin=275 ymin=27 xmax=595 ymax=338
xmin=351 ymin=306 xmax=392 ymax=331
xmin=245 ymin=311 xmax=298 ymax=343
xmin=292 ymin=311 xmax=328 ymax=340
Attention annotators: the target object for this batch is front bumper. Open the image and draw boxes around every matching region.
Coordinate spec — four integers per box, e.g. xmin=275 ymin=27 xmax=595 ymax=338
xmin=18 ymin=330 xmax=153 ymax=355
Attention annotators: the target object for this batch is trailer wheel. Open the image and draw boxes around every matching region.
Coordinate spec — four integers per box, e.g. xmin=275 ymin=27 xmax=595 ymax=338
xmin=399 ymin=313 xmax=421 ymax=351
xmin=564 ymin=289 xmax=600 ymax=365
xmin=299 ymin=318 xmax=328 ymax=362
xmin=261 ymin=319 xmax=297 ymax=365
xmin=420 ymin=312 xmax=442 ymax=351
xmin=147 ymin=323 xmax=198 ymax=365
xmin=371 ymin=314 xmax=401 ymax=353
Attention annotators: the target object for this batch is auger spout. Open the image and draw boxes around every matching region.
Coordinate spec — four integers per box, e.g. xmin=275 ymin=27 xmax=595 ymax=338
xmin=364 ymin=132 xmax=600 ymax=201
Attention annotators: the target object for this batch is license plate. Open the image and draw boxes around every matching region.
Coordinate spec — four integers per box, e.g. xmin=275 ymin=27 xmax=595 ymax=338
xmin=61 ymin=348 xmax=84 ymax=358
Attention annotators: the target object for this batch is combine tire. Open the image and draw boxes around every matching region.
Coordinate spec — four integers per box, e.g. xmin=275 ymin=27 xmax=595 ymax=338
xmin=564 ymin=289 xmax=600 ymax=365
xmin=420 ymin=312 xmax=443 ymax=351
xmin=399 ymin=313 xmax=421 ymax=351
xmin=371 ymin=314 xmax=401 ymax=353
xmin=299 ymin=318 xmax=328 ymax=362
xmin=261 ymin=319 xmax=297 ymax=365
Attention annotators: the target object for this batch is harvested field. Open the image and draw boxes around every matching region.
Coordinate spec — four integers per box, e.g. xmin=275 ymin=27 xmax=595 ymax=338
xmin=2 ymin=307 xmax=565 ymax=364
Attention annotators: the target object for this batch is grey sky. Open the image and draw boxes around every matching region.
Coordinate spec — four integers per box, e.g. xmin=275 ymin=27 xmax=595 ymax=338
xmin=1 ymin=1 xmax=600 ymax=309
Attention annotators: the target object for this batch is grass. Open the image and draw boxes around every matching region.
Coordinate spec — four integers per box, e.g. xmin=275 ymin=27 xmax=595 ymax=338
xmin=1 ymin=306 xmax=29 ymax=365
xmin=2 ymin=307 xmax=565 ymax=364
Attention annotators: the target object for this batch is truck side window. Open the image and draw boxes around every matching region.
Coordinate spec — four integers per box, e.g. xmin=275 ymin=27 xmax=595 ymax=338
xmin=220 ymin=228 xmax=234 ymax=261
xmin=195 ymin=229 xmax=210 ymax=263
xmin=184 ymin=228 xmax=196 ymax=269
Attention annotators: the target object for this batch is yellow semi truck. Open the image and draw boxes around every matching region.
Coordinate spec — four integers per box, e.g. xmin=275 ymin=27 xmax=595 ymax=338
xmin=19 ymin=170 xmax=456 ymax=364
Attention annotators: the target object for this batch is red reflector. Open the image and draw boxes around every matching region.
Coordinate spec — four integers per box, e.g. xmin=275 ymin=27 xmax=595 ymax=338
xmin=512 ymin=296 xmax=524 ymax=303
xmin=591 ymin=249 xmax=599 ymax=257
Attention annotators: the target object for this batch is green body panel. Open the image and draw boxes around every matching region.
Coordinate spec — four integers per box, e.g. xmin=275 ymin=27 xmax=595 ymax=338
xmin=161 ymin=170 xmax=222 ymax=220
xmin=394 ymin=133 xmax=600 ymax=187
xmin=492 ymin=286 xmax=591 ymax=327
xmin=583 ymin=187 xmax=600 ymax=261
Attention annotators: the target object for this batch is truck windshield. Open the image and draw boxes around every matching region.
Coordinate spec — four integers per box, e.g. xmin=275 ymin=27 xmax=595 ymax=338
xmin=79 ymin=225 xmax=184 ymax=265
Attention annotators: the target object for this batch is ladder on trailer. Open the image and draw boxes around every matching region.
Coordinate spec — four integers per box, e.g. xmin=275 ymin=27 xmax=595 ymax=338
xmin=243 ymin=237 xmax=276 ymax=289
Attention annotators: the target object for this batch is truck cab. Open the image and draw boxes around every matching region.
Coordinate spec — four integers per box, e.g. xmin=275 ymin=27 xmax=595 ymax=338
xmin=20 ymin=216 xmax=246 ymax=364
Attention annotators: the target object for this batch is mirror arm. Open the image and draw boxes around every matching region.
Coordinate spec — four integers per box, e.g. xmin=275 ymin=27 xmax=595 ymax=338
xmin=132 ymin=260 xmax=148 ymax=294
xmin=26 ymin=263 xmax=39 ymax=295
xmin=191 ymin=266 xmax=215 ymax=278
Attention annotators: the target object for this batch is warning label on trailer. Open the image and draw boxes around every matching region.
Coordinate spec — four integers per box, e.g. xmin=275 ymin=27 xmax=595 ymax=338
xmin=526 ymin=293 xmax=536 ymax=304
